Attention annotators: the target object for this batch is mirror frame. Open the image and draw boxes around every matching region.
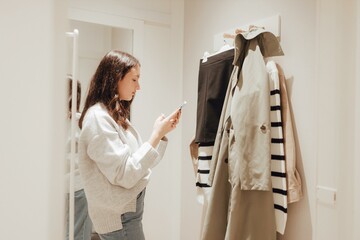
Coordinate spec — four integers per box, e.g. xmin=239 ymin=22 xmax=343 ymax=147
xmin=66 ymin=8 xmax=145 ymax=239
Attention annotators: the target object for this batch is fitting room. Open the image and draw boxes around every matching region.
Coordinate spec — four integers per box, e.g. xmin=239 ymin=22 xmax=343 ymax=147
xmin=1 ymin=0 xmax=360 ymax=240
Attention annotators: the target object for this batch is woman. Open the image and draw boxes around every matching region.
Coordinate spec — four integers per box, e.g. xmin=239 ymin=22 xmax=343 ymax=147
xmin=78 ymin=50 xmax=181 ymax=239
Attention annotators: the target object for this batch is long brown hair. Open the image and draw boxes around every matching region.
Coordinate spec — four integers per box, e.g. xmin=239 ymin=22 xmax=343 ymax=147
xmin=67 ymin=76 xmax=81 ymax=116
xmin=79 ymin=50 xmax=140 ymax=129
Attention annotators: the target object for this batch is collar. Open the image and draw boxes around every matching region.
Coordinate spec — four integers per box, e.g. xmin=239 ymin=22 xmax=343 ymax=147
xmin=233 ymin=26 xmax=284 ymax=66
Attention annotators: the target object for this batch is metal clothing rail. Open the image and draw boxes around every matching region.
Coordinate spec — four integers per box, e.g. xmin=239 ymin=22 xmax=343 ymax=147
xmin=65 ymin=29 xmax=79 ymax=240
xmin=213 ymin=14 xmax=281 ymax=52
xmin=202 ymin=15 xmax=281 ymax=62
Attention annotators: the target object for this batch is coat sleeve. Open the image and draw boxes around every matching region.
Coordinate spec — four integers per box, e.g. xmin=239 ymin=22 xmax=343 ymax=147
xmin=278 ymin=64 xmax=303 ymax=203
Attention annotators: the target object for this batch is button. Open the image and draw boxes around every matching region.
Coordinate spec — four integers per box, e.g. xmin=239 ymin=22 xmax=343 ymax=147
xmin=260 ymin=124 xmax=267 ymax=133
xmin=224 ymin=158 xmax=228 ymax=164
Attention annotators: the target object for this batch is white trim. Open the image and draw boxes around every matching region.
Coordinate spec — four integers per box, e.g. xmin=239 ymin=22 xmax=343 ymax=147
xmin=69 ymin=8 xmax=142 ymax=30
xmin=68 ymin=7 xmax=144 ymax=63
xmin=314 ymin=2 xmax=321 ymax=239
xmin=170 ymin=1 xmax=184 ymax=239
xmin=354 ymin=2 xmax=360 ymax=239
xmin=65 ymin=29 xmax=79 ymax=240
xmin=69 ymin=0 xmax=171 ymax=26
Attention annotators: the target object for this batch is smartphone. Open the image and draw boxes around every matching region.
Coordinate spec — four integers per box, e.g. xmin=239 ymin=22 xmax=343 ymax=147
xmin=178 ymin=101 xmax=187 ymax=110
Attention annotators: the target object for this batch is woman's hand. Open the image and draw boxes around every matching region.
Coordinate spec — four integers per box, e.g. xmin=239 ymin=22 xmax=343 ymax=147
xmin=148 ymin=109 xmax=182 ymax=147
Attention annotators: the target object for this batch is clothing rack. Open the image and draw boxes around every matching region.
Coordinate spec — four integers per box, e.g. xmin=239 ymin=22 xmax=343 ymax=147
xmin=65 ymin=28 xmax=79 ymax=240
xmin=222 ymin=26 xmax=264 ymax=39
xmin=213 ymin=14 xmax=281 ymax=52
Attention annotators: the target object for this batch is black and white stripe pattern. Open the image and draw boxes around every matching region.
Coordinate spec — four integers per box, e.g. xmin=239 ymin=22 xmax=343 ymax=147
xmin=268 ymin=61 xmax=288 ymax=234
xmin=194 ymin=143 xmax=213 ymax=203
xmin=195 ymin=143 xmax=213 ymax=188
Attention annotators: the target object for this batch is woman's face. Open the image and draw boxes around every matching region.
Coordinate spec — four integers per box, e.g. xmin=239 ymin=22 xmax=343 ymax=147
xmin=117 ymin=64 xmax=141 ymax=101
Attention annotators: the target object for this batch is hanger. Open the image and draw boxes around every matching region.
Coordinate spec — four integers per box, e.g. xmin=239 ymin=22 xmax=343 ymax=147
xmin=222 ymin=26 xmax=262 ymax=40
xmin=202 ymin=39 xmax=234 ymax=63
xmin=201 ymin=28 xmax=245 ymax=63
xmin=221 ymin=28 xmax=246 ymax=40
xmin=201 ymin=25 xmax=265 ymax=63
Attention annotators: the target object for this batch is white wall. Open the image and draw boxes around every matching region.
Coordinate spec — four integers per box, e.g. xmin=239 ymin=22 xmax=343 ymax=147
xmin=0 ymin=1 xmax=67 ymax=239
xmin=316 ymin=1 xmax=357 ymax=239
xmin=111 ymin=28 xmax=133 ymax=55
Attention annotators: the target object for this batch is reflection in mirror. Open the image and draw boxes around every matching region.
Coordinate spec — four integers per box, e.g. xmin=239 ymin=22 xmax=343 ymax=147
xmin=65 ymin=20 xmax=133 ymax=240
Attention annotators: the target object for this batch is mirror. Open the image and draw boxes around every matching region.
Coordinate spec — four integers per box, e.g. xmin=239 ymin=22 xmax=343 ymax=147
xmin=65 ymin=11 xmax=141 ymax=240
